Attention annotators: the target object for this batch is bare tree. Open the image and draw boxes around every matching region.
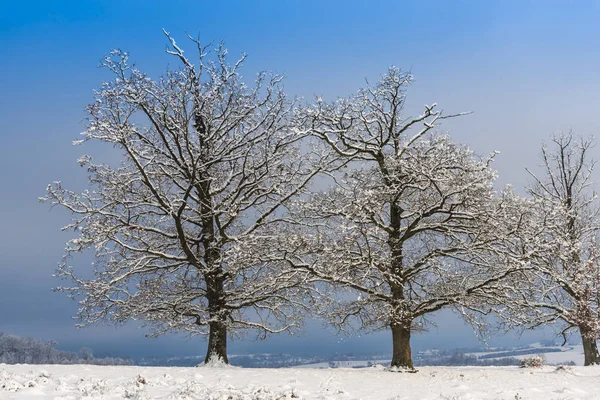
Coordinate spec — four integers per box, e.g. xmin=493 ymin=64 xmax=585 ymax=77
xmin=496 ymin=133 xmax=600 ymax=365
xmin=287 ymin=68 xmax=525 ymax=370
xmin=42 ymin=32 xmax=325 ymax=364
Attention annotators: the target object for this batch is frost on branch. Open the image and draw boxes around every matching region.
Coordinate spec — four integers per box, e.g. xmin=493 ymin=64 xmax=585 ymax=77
xmin=41 ymin=32 xmax=328 ymax=364
xmin=289 ymin=67 xmax=529 ymax=370
xmin=494 ymin=133 xmax=600 ymax=366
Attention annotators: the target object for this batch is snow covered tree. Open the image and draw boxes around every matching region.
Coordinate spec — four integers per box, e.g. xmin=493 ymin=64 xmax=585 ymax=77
xmin=42 ymin=32 xmax=325 ymax=364
xmin=496 ymin=133 xmax=600 ymax=365
xmin=286 ymin=68 xmax=527 ymax=370
xmin=79 ymin=347 xmax=93 ymax=362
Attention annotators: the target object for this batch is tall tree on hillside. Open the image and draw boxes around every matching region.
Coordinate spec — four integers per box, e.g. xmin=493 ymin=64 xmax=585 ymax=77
xmin=286 ymin=68 xmax=528 ymax=370
xmin=42 ymin=32 xmax=326 ymax=364
xmin=495 ymin=134 xmax=600 ymax=365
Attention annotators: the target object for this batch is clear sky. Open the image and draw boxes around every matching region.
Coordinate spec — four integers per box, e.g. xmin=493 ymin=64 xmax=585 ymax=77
xmin=1 ymin=0 xmax=600 ymax=358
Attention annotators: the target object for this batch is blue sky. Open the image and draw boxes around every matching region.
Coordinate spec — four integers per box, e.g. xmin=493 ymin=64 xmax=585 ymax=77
xmin=1 ymin=0 xmax=600 ymax=358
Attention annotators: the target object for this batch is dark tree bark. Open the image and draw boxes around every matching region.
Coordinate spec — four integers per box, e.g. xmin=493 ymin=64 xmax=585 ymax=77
xmin=391 ymin=322 xmax=413 ymax=369
xmin=388 ymin=202 xmax=415 ymax=370
xmin=580 ymin=326 xmax=600 ymax=366
xmin=204 ymin=266 xmax=229 ymax=364
xmin=203 ymin=243 xmax=229 ymax=364
xmin=196 ymin=141 xmax=231 ymax=365
xmin=205 ymin=319 xmax=228 ymax=364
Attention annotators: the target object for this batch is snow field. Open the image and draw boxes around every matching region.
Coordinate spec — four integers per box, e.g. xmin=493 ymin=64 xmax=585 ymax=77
xmin=3 ymin=363 xmax=600 ymax=399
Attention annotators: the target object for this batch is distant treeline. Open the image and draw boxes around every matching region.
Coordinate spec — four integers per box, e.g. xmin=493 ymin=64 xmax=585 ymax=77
xmin=477 ymin=348 xmax=561 ymax=360
xmin=138 ymin=351 xmax=527 ymax=368
xmin=138 ymin=353 xmax=374 ymax=368
xmin=0 ymin=331 xmax=132 ymax=365
xmin=415 ymin=351 xmax=520 ymax=367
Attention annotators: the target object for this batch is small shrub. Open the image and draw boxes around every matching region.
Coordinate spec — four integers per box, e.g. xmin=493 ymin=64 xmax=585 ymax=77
xmin=555 ymin=364 xmax=573 ymax=371
xmin=520 ymin=356 xmax=544 ymax=368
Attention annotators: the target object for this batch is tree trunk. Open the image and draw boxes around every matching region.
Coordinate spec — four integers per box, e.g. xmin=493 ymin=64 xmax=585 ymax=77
xmin=203 ymin=267 xmax=228 ymax=364
xmin=205 ymin=319 xmax=228 ymax=364
xmin=194 ymin=129 xmax=229 ymax=365
xmin=204 ymin=268 xmax=229 ymax=365
xmin=390 ymin=322 xmax=414 ymax=370
xmin=388 ymin=202 xmax=415 ymax=370
xmin=580 ymin=326 xmax=600 ymax=366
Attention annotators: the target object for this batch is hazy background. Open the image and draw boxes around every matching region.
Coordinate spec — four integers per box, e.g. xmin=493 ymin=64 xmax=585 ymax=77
xmin=1 ymin=0 xmax=600 ymax=358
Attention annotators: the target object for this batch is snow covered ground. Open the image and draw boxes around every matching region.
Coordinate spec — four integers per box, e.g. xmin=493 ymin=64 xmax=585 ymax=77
xmin=3 ymin=363 xmax=600 ymax=399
